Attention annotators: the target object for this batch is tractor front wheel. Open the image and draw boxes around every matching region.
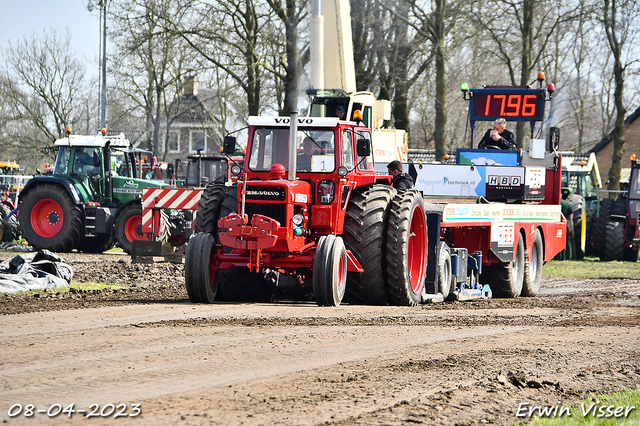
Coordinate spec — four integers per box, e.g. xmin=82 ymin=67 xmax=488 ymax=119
xmin=18 ymin=183 xmax=84 ymax=252
xmin=313 ymin=235 xmax=347 ymax=306
xmin=185 ymin=232 xmax=217 ymax=303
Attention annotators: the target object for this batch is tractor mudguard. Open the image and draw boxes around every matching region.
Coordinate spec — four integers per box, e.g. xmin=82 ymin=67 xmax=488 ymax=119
xmin=20 ymin=177 xmax=84 ymax=205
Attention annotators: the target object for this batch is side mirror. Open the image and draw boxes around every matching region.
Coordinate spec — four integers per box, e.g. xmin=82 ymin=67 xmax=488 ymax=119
xmin=223 ymin=136 xmax=236 ymax=154
xmin=356 ymin=136 xmax=371 ymax=157
xmin=93 ymin=150 xmax=101 ymax=167
xmin=548 ymin=127 xmax=560 ymax=152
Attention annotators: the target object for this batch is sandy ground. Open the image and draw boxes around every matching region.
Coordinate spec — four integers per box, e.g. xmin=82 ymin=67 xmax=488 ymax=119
xmin=1 ymin=251 xmax=639 ymax=425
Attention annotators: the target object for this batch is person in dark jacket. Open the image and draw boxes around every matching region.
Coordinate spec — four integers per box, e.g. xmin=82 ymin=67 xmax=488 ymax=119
xmin=478 ymin=118 xmax=516 ymax=150
xmin=387 ymin=160 xmax=414 ymax=190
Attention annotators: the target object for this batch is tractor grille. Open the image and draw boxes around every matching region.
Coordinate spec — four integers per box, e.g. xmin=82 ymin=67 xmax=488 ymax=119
xmin=244 ymin=202 xmax=287 ymax=227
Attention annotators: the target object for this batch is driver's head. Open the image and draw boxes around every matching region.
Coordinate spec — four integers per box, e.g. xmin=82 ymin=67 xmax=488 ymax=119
xmin=303 ymin=137 xmax=315 ymax=154
xmin=493 ymin=118 xmax=507 ymax=133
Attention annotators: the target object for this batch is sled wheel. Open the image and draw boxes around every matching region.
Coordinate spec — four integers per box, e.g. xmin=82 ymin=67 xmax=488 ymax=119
xmin=481 ymin=232 xmax=525 ymax=298
xmin=522 ymin=229 xmax=543 ymax=297
xmin=386 ymin=190 xmax=427 ymax=306
xmin=313 ymin=235 xmax=347 ymax=306
xmin=437 ymin=242 xmax=453 ymax=299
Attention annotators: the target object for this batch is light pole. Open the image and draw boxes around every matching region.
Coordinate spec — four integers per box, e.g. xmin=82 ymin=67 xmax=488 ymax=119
xmin=87 ymin=0 xmax=108 ymax=131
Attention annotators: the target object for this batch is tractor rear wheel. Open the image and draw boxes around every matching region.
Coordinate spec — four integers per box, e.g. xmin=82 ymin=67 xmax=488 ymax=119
xmin=313 ymin=235 xmax=347 ymax=306
xmin=214 ymin=184 xmax=275 ymax=302
xmin=342 ymin=185 xmax=397 ymax=305
xmin=0 ymin=203 xmax=18 ymax=242
xmin=481 ymin=232 xmax=525 ymax=298
xmin=522 ymin=229 xmax=543 ymax=297
xmin=594 ymin=198 xmax=615 ymax=260
xmin=185 ymin=232 xmax=217 ymax=303
xmin=18 ymin=183 xmax=84 ymax=252
xmin=386 ymin=190 xmax=427 ymax=306
xmin=567 ymin=194 xmax=586 ymax=259
xmin=437 ymin=242 xmax=453 ymax=299
xmin=115 ymin=202 xmax=168 ymax=255
xmin=603 ymin=220 xmax=624 ymax=261
xmin=194 ymin=183 xmax=227 ymax=234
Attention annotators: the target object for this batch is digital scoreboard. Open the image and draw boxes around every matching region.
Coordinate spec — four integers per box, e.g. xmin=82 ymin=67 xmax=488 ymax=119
xmin=469 ymin=88 xmax=546 ymax=122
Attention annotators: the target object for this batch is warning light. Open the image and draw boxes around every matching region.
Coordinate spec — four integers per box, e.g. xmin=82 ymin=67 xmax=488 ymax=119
xmin=537 ymin=71 xmax=545 ymax=82
xmin=66 ymin=126 xmax=72 ymax=135
xmin=444 ymin=153 xmax=449 ymax=160
xmin=631 ymin=154 xmax=637 ymax=161
xmin=460 ymin=82 xmax=469 ymax=92
xmin=101 ymin=127 xmax=107 ymax=135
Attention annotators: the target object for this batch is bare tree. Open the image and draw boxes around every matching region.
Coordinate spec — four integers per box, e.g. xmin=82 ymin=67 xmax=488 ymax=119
xmin=602 ymin=0 xmax=640 ymax=190
xmin=264 ymin=0 xmax=308 ymax=114
xmin=2 ymin=30 xmax=91 ymax=143
xmin=110 ymin=0 xmax=197 ymax=158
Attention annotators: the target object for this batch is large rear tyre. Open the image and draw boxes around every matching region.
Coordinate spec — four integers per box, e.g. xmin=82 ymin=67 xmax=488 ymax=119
xmin=522 ymin=229 xmax=543 ymax=297
xmin=0 ymin=203 xmax=18 ymax=242
xmin=603 ymin=220 xmax=624 ymax=261
xmin=386 ymin=190 xmax=427 ymax=306
xmin=115 ymin=202 xmax=168 ymax=255
xmin=342 ymin=185 xmax=397 ymax=305
xmin=313 ymin=235 xmax=347 ymax=306
xmin=436 ymin=242 xmax=453 ymax=299
xmin=481 ymin=232 xmax=525 ymax=298
xmin=215 ymin=184 xmax=274 ymax=302
xmin=18 ymin=183 xmax=84 ymax=252
xmin=194 ymin=183 xmax=227 ymax=234
xmin=594 ymin=198 xmax=614 ymax=260
xmin=185 ymin=232 xmax=217 ymax=303
xmin=567 ymin=194 xmax=586 ymax=259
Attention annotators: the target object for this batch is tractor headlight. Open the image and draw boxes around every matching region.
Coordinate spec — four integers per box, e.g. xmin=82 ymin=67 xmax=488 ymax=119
xmin=292 ymin=213 xmax=304 ymax=226
xmin=231 ymin=164 xmax=242 ymax=176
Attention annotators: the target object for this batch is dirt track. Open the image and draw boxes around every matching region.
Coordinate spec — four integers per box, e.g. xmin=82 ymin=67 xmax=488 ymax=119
xmin=1 ymin=251 xmax=640 ymax=425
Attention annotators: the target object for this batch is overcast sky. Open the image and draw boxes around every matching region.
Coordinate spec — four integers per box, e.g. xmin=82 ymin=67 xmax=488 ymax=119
xmin=0 ymin=0 xmax=103 ymax=76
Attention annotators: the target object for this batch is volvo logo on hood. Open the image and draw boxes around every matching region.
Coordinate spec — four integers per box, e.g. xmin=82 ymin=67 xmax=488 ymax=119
xmin=245 ymin=186 xmax=286 ymax=201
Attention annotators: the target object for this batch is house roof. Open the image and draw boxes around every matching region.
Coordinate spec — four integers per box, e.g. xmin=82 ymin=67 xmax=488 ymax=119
xmin=590 ymin=104 xmax=640 ymax=154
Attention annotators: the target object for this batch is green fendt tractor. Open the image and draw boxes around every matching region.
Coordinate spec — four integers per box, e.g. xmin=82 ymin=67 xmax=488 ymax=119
xmin=18 ymin=130 xmax=176 ymax=254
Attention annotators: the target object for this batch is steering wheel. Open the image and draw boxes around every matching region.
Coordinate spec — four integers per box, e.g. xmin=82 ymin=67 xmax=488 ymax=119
xmin=481 ymin=144 xmax=501 ymax=150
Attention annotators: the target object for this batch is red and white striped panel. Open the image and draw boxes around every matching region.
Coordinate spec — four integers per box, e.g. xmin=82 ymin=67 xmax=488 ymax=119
xmin=141 ymin=188 xmax=202 ymax=233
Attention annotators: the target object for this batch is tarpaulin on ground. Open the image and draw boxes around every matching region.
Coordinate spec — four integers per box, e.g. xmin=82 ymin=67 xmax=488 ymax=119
xmin=0 ymin=250 xmax=73 ymax=293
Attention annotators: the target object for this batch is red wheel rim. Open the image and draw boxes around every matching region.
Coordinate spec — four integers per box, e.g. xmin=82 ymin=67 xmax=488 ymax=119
xmin=337 ymin=254 xmax=345 ymax=290
xmin=407 ymin=204 xmax=427 ymax=294
xmin=31 ymin=198 xmax=64 ymax=238
xmin=124 ymin=214 xmax=144 ymax=243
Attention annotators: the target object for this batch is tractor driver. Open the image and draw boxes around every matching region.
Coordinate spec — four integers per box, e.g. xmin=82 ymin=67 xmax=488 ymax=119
xmin=387 ymin=160 xmax=414 ymax=190
xmin=335 ymin=105 xmax=345 ymax=120
xmin=478 ymin=118 xmax=517 ymax=150
xmin=297 ymin=137 xmax=316 ymax=171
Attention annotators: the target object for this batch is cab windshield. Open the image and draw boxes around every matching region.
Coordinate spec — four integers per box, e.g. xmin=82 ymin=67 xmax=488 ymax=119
xmin=248 ymin=128 xmax=336 ymax=173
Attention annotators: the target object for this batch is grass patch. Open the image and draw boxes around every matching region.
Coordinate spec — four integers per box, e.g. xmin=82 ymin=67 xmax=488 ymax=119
xmin=511 ymin=388 xmax=640 ymax=425
xmin=543 ymin=258 xmax=640 ymax=280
